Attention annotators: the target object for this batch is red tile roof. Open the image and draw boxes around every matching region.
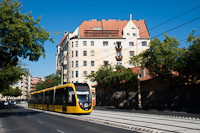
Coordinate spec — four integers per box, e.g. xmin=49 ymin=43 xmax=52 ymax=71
xmin=57 ymin=35 xmax=67 ymax=46
xmin=131 ymin=67 xmax=152 ymax=81
xmin=79 ymin=19 xmax=150 ymax=38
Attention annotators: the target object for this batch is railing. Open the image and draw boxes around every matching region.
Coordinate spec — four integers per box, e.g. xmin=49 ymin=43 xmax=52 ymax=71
xmin=115 ymin=56 xmax=123 ymax=61
xmin=115 ymin=45 xmax=122 ymax=51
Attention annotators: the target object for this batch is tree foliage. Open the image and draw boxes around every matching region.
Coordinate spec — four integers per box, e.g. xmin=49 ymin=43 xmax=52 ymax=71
xmin=0 ymin=0 xmax=54 ymax=68
xmin=0 ymin=61 xmax=29 ymax=92
xmin=138 ymin=34 xmax=183 ymax=84
xmin=177 ymin=30 xmax=200 ymax=83
xmin=130 ymin=32 xmax=200 ymax=86
xmin=86 ymin=64 xmax=137 ymax=90
xmin=34 ymin=73 xmax=61 ymax=91
xmin=2 ymin=86 xmax=22 ymax=97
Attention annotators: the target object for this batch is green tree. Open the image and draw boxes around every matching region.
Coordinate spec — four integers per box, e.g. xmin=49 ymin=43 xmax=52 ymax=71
xmin=134 ymin=34 xmax=184 ymax=108
xmin=142 ymin=34 xmax=182 ymax=85
xmin=176 ymin=30 xmax=200 ymax=83
xmin=0 ymin=0 xmax=53 ymax=68
xmin=2 ymin=86 xmax=22 ymax=97
xmin=0 ymin=62 xmax=29 ymax=92
xmin=86 ymin=64 xmax=137 ymax=106
xmin=34 ymin=74 xmax=61 ymax=91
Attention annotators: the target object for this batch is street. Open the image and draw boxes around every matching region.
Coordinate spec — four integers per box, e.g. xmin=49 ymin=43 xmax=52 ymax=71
xmin=1 ymin=104 xmax=200 ymax=133
xmin=0 ymin=105 xmax=137 ymax=133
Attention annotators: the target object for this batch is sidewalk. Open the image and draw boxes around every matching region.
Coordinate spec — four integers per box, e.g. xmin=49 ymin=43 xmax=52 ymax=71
xmin=93 ymin=106 xmax=200 ymax=119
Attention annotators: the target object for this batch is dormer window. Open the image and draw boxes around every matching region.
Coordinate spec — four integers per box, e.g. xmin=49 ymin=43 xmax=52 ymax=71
xmin=93 ymin=27 xmax=102 ymax=30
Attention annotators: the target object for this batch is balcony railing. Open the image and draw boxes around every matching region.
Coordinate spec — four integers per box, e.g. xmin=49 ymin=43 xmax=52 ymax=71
xmin=115 ymin=45 xmax=122 ymax=51
xmin=115 ymin=56 xmax=123 ymax=61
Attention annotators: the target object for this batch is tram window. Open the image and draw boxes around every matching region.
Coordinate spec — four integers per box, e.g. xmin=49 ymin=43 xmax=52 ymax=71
xmin=29 ymin=95 xmax=34 ymax=104
xmin=68 ymin=87 xmax=76 ymax=106
xmin=44 ymin=91 xmax=50 ymax=104
xmin=55 ymin=88 xmax=66 ymax=105
xmin=33 ymin=94 xmax=38 ymax=104
xmin=43 ymin=92 xmax=47 ymax=104
xmin=48 ymin=90 xmax=54 ymax=105
xmin=38 ymin=93 xmax=43 ymax=104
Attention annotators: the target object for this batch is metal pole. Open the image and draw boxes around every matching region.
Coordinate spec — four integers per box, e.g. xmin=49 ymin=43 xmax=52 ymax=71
xmin=137 ymin=64 xmax=142 ymax=109
xmin=136 ymin=26 xmax=142 ymax=109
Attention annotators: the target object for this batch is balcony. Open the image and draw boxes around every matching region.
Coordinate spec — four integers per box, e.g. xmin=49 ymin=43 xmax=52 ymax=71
xmin=115 ymin=45 xmax=122 ymax=51
xmin=115 ymin=56 xmax=123 ymax=61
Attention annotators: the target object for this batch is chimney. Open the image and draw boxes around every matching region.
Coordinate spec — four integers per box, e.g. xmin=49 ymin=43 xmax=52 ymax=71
xmin=130 ymin=14 xmax=132 ymax=20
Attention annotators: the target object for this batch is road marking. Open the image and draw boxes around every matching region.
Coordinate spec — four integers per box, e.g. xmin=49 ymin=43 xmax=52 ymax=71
xmin=37 ymin=121 xmax=43 ymax=124
xmin=57 ymin=129 xmax=65 ymax=133
xmin=27 ymin=116 xmax=31 ymax=118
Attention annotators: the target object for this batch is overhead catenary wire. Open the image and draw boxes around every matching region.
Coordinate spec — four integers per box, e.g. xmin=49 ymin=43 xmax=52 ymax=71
xmin=69 ymin=16 xmax=200 ymax=72
xmin=67 ymin=4 xmax=200 ymax=65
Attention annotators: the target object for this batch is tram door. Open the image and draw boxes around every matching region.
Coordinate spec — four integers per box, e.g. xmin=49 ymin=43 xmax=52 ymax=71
xmin=63 ymin=88 xmax=68 ymax=112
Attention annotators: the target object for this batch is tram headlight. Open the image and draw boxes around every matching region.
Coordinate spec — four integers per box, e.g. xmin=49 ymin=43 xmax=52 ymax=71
xmin=79 ymin=103 xmax=83 ymax=108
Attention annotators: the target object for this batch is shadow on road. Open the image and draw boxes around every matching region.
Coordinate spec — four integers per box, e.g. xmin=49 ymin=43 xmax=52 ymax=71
xmin=0 ymin=105 xmax=42 ymax=118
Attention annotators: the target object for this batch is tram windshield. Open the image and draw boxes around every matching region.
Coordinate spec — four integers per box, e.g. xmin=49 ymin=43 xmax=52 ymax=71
xmin=76 ymin=90 xmax=92 ymax=103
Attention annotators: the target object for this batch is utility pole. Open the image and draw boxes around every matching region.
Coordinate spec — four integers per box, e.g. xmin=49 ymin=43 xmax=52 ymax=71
xmin=137 ymin=64 xmax=142 ymax=109
xmin=135 ymin=24 xmax=142 ymax=109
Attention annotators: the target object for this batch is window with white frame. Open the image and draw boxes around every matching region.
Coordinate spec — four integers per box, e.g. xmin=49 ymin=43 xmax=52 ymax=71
xmin=117 ymin=61 xmax=122 ymax=66
xmin=103 ymin=41 xmax=108 ymax=46
xmin=83 ymin=71 xmax=87 ymax=76
xmin=76 ymin=61 xmax=78 ymax=67
xmin=72 ymin=71 xmax=74 ymax=78
xmin=76 ymin=51 xmax=78 ymax=57
xmin=129 ymin=42 xmax=134 ymax=46
xmin=103 ymin=51 xmax=108 ymax=56
xmin=91 ymin=41 xmax=94 ymax=46
xmin=83 ymin=61 xmax=87 ymax=66
xmin=72 ymin=42 xmax=74 ymax=47
xmin=129 ymin=51 xmax=134 ymax=56
xmin=83 ymin=41 xmax=87 ymax=46
xmin=76 ymin=41 xmax=78 ymax=47
xmin=91 ymin=50 xmax=94 ymax=56
xmin=127 ymin=33 xmax=130 ymax=36
xmin=91 ymin=61 xmax=94 ymax=66
xmin=72 ymin=61 xmax=74 ymax=68
xmin=142 ymin=41 xmax=147 ymax=46
xmin=76 ymin=71 xmax=78 ymax=77
xmin=83 ymin=51 xmax=87 ymax=56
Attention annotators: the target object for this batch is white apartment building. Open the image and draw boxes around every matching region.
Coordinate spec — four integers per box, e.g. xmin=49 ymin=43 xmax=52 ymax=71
xmin=56 ymin=17 xmax=150 ymax=90
xmin=20 ymin=75 xmax=31 ymax=99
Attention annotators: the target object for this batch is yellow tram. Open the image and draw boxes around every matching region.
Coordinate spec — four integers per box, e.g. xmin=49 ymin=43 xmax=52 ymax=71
xmin=28 ymin=83 xmax=93 ymax=114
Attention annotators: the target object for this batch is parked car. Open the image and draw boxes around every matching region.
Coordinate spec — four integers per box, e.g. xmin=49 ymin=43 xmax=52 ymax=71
xmin=10 ymin=101 xmax=16 ymax=105
xmin=4 ymin=101 xmax=8 ymax=106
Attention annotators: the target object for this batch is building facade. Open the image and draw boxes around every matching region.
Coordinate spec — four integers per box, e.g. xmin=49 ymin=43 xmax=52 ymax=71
xmin=31 ymin=76 xmax=43 ymax=91
xmin=20 ymin=75 xmax=31 ymax=100
xmin=56 ymin=17 xmax=150 ymax=90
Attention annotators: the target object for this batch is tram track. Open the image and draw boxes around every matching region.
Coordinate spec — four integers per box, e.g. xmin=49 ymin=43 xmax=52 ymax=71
xmin=91 ymin=110 xmax=200 ymax=125
xmin=74 ymin=110 xmax=200 ymax=133
xmin=21 ymin=105 xmax=200 ymax=133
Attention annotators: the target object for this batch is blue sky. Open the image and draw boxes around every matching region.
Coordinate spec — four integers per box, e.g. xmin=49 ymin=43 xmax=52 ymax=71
xmin=13 ymin=0 xmax=200 ymax=77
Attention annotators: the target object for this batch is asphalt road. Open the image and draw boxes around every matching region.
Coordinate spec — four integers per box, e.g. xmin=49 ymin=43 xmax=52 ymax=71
xmin=0 ymin=105 xmax=138 ymax=133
